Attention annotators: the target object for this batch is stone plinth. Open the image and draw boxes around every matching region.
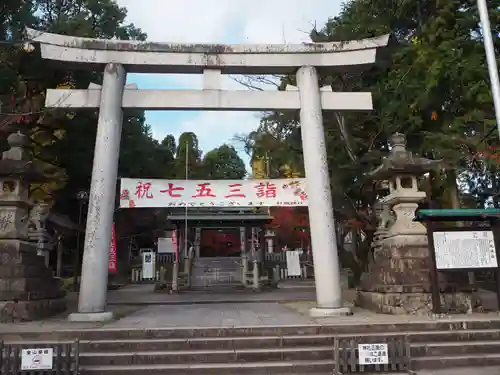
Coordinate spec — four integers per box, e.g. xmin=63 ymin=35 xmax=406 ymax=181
xmin=0 ymin=239 xmax=66 ymax=322
xmin=358 ymin=233 xmax=473 ymax=315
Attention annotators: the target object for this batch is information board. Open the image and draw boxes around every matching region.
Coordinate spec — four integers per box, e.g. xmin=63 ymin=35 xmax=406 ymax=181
xmin=358 ymin=343 xmax=389 ymax=365
xmin=433 ymin=230 xmax=498 ymax=270
xmin=21 ymin=348 xmax=53 ymax=370
xmin=157 ymin=237 xmax=176 ymax=254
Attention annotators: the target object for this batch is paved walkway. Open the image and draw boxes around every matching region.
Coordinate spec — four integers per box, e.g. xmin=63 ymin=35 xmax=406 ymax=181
xmin=2 ymin=283 xmax=500 ymax=333
xmin=2 ymin=300 xmax=500 ymax=333
xmin=109 ymin=302 xmax=313 ymax=328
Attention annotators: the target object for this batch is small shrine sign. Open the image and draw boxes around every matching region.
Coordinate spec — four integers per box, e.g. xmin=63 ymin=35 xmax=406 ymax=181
xmin=21 ymin=348 xmax=53 ymax=371
xmin=433 ymin=230 xmax=498 ymax=269
xmin=119 ymin=178 xmax=308 ymax=208
xmin=358 ymin=343 xmax=389 ymax=365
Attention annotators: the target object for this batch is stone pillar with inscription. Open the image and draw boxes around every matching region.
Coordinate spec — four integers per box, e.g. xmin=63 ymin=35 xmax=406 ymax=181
xmin=0 ymin=132 xmax=65 ymax=321
xmin=357 ymin=133 xmax=472 ymax=315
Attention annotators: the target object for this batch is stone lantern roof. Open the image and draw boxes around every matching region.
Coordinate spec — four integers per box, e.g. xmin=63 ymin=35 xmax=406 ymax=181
xmin=0 ymin=131 xmax=50 ymax=181
xmin=367 ymin=132 xmax=443 ymax=180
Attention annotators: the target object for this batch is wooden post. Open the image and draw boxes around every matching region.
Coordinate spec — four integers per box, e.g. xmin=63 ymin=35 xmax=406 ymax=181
xmin=425 ymin=220 xmax=442 ymax=314
xmin=492 ymin=218 xmax=500 ymax=311
xmin=56 ymin=235 xmax=63 ymax=277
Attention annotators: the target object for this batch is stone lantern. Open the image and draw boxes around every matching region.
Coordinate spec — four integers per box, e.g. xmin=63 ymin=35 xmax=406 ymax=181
xmin=357 ymin=132 xmax=462 ymax=315
xmin=0 ymin=132 xmax=65 ymax=321
xmin=368 ymin=133 xmax=442 ymax=237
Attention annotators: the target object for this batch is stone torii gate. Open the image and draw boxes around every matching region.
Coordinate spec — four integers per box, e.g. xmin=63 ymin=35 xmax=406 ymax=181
xmin=27 ymin=29 xmax=389 ymax=321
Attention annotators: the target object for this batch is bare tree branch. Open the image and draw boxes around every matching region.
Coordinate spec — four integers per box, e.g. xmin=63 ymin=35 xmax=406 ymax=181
xmin=229 ymin=74 xmax=284 ymax=91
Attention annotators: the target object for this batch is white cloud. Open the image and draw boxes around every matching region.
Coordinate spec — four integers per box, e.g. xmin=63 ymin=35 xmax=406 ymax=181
xmin=116 ymin=0 xmax=343 ymax=162
xmin=116 ymin=0 xmax=340 ymax=44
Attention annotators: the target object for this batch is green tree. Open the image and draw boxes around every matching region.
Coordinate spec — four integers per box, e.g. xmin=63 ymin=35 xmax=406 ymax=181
xmin=242 ymin=0 xmax=500 ymax=276
xmin=0 ymin=0 xmax=175 ymax=278
xmin=175 ymin=132 xmax=203 ymax=178
xmin=202 ymin=144 xmax=247 ymax=180
xmin=161 ymin=134 xmax=177 ymax=156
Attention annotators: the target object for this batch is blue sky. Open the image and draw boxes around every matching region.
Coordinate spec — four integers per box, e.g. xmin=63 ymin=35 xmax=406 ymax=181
xmin=116 ymin=0 xmax=343 ymax=166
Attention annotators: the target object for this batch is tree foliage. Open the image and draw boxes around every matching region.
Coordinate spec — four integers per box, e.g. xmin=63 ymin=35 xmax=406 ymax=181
xmin=202 ymin=144 xmax=247 ymax=180
xmin=240 ymin=0 xmax=500 ymax=274
xmin=0 ymin=0 xmax=235 ymax=274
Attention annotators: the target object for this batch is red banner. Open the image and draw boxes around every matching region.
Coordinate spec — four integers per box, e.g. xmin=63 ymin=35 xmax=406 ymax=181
xmin=108 ymin=222 xmax=117 ymax=273
xmin=172 ymin=230 xmax=179 ymax=264
xmin=171 ymin=230 xmax=177 ymax=247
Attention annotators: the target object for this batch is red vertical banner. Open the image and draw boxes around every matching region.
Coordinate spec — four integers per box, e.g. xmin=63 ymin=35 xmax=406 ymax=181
xmin=171 ymin=230 xmax=178 ymax=263
xmin=108 ymin=222 xmax=117 ymax=273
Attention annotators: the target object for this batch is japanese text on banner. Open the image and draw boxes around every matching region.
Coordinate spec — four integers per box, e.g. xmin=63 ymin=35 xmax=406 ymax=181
xmin=119 ymin=178 xmax=308 ymax=208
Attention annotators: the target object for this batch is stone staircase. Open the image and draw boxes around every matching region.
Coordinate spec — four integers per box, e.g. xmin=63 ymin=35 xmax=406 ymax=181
xmin=410 ymin=326 xmax=500 ymax=370
xmin=191 ymin=257 xmax=242 ymax=288
xmin=5 ymin=321 xmax=500 ymax=374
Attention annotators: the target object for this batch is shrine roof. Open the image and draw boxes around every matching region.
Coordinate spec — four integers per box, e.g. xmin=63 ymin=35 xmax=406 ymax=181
xmin=414 ymin=209 xmax=500 ymax=222
xmin=47 ymin=212 xmax=83 ymax=232
xmin=167 ymin=207 xmax=273 ymax=223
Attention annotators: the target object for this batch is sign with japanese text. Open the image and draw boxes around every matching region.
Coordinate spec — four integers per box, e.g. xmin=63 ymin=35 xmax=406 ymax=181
xmin=21 ymin=348 xmax=53 ymax=370
xmin=108 ymin=222 xmax=117 ymax=273
xmin=433 ymin=230 xmax=498 ymax=269
xmin=119 ymin=178 xmax=308 ymax=208
xmin=358 ymin=343 xmax=389 ymax=365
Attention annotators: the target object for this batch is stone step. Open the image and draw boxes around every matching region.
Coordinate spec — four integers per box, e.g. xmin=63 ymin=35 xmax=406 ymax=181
xmin=411 ymin=353 xmax=500 ymax=370
xmin=411 ymin=340 xmax=500 ymax=357
xmin=80 ymin=335 xmax=335 ymax=352
xmin=79 ymin=346 xmax=333 ymax=366
xmin=79 ymin=359 xmax=334 ymax=375
xmin=407 ymin=329 xmax=500 ymax=343
xmin=7 ymin=322 xmax=500 ymax=341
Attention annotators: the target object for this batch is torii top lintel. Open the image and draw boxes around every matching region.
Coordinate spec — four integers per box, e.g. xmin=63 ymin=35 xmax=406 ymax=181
xmin=26 ymin=29 xmax=390 ymax=74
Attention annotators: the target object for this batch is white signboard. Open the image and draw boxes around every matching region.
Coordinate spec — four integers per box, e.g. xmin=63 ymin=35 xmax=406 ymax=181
xmin=157 ymin=236 xmax=176 ymax=254
xmin=358 ymin=343 xmax=389 ymax=365
xmin=286 ymin=250 xmax=302 ymax=276
xmin=433 ymin=230 xmax=498 ymax=269
xmin=119 ymin=178 xmax=308 ymax=208
xmin=141 ymin=249 xmax=155 ymax=279
xmin=21 ymin=348 xmax=53 ymax=370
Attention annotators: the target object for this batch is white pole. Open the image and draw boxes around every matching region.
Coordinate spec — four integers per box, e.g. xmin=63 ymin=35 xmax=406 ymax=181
xmin=477 ymin=0 xmax=500 ymax=139
xmin=265 ymin=153 xmax=271 ymax=217
xmin=265 ymin=152 xmax=270 ymax=177
xmin=184 ymin=141 xmax=189 ymax=256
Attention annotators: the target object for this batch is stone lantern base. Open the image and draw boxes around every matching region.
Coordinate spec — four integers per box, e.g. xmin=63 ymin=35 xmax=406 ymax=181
xmin=0 ymin=240 xmax=66 ymax=322
xmin=357 ymin=235 xmax=474 ymax=315
xmin=357 ymin=290 xmax=474 ymax=315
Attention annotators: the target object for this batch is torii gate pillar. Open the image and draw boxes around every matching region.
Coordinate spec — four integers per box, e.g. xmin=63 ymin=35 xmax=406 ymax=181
xmin=69 ymin=63 xmax=126 ymax=322
xmin=297 ymin=66 xmax=349 ymax=315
